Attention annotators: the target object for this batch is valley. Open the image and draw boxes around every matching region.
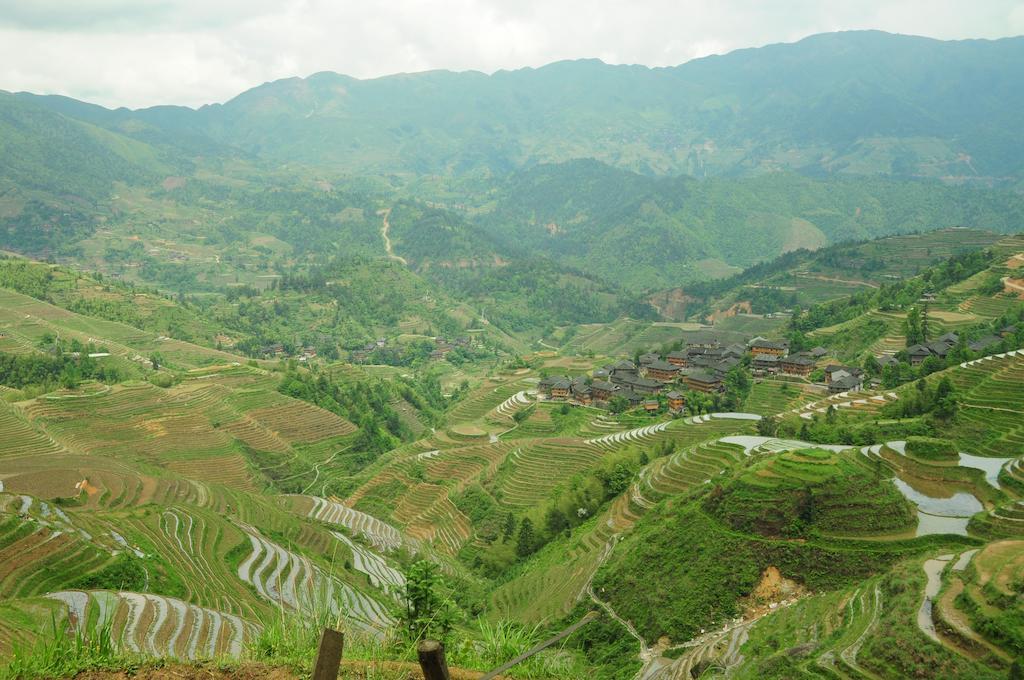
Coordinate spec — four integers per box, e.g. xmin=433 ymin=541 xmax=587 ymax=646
xmin=1 ymin=27 xmax=1024 ymax=680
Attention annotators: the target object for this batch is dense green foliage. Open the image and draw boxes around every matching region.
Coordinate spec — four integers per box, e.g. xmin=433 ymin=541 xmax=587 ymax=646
xmin=904 ymin=436 xmax=959 ymax=461
xmin=706 ymin=449 xmax=915 ymax=538
xmin=594 ymin=498 xmax=908 ymax=642
xmin=68 ymin=554 xmax=147 ymax=592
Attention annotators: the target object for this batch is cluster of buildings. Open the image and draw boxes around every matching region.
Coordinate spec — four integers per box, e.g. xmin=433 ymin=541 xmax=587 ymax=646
xmin=257 ymin=342 xmax=318 ymax=362
xmin=428 ymin=336 xmax=476 ymax=361
xmin=538 ymin=335 xmax=834 ymax=412
xmin=905 ymin=332 xmax=962 ymax=366
xmin=904 ymin=326 xmax=1016 ymax=366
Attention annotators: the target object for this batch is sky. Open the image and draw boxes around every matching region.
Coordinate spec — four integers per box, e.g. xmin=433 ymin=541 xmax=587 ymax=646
xmin=1 ymin=0 xmax=1022 ymax=109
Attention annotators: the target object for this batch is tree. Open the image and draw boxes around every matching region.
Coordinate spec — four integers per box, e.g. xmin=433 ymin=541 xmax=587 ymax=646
xmin=904 ymin=307 xmax=924 ymax=346
xmin=399 ymin=561 xmax=454 ymax=642
xmin=501 ymin=512 xmax=516 ymax=541
xmin=863 ymin=354 xmax=881 ymax=377
xmin=516 ymin=517 xmax=536 ymax=558
xmin=544 ymin=507 xmax=569 ymax=536
xmin=757 ymin=415 xmax=779 ymax=437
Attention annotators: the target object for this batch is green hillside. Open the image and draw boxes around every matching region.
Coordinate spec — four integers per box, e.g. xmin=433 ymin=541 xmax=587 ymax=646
xmin=27 ymin=32 xmax=1024 ymax=180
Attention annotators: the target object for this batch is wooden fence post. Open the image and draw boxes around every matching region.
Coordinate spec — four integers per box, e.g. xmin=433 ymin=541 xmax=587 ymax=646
xmin=312 ymin=628 xmax=344 ymax=680
xmin=417 ymin=639 xmax=451 ymax=680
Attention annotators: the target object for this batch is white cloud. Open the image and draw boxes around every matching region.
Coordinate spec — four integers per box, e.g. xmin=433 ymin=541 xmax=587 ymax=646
xmin=0 ymin=0 xmax=1021 ymax=108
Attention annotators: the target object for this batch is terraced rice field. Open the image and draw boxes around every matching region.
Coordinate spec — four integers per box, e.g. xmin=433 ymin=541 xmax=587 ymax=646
xmin=494 ymin=439 xmax=603 ymax=507
xmin=447 ymin=380 xmax=531 ymax=425
xmin=743 ymin=381 xmax=814 ymax=416
xmin=119 ymin=509 xmax=261 ymax=617
xmin=0 ymin=288 xmax=235 ymax=369
xmin=391 ymin=483 xmax=471 ymax=554
xmin=329 ymin=531 xmax=405 ymax=591
xmin=789 ymin=389 xmax=898 ymax=421
xmin=486 ymin=390 xmax=532 ymax=423
xmin=0 ymin=402 xmax=64 ymax=459
xmin=295 ymin=495 xmax=406 ymax=552
xmin=488 ymin=417 xmax=757 ymax=624
xmin=234 ymin=524 xmax=393 ymax=633
xmin=945 ymin=351 xmax=1024 ymax=457
xmin=0 ymin=513 xmax=113 ymax=600
xmin=247 ymin=401 xmax=356 ymax=444
xmin=46 ymin=590 xmax=254 ymax=659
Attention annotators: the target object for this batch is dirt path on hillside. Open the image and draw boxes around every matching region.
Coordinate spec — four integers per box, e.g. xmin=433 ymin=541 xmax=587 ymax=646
xmin=1003 ymin=276 xmax=1024 ymax=297
xmin=586 ymin=585 xmax=662 ymax=680
xmin=378 ymin=208 xmax=407 ymax=266
xmin=797 ymin=273 xmax=879 ymax=288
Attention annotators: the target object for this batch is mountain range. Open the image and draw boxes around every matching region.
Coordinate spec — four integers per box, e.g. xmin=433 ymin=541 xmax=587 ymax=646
xmin=9 ymin=30 xmax=1024 ymax=180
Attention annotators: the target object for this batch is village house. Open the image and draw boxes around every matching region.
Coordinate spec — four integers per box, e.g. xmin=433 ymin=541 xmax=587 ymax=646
xmin=611 ymin=360 xmax=639 ymax=379
xmin=643 ymin=399 xmax=660 ymax=413
xmin=550 ymin=379 xmax=572 ymax=400
xmin=907 ymin=344 xmax=932 ymax=366
xmin=722 ymin=344 xmax=747 ymax=359
xmin=666 ymin=390 xmax=685 ymax=413
xmin=779 ymin=355 xmax=815 ymax=377
xmin=1000 ymin=324 xmax=1019 ymax=338
xmin=684 ymin=371 xmax=723 ymax=393
xmin=969 ymin=335 xmax=1002 ymax=353
xmin=876 ymin=354 xmax=900 ymax=369
xmin=829 ymin=373 xmax=864 ymax=394
xmin=644 ymin=359 xmax=680 ymax=383
xmin=711 ymin=357 xmax=741 ymax=375
xmin=638 ymin=352 xmax=661 ymax=368
xmin=572 ymin=384 xmax=592 ymax=405
xmin=686 ymin=335 xmax=723 ymax=350
xmin=752 ymin=354 xmax=780 ymax=376
xmin=590 ymin=380 xmax=620 ymax=402
xmin=824 ymin=365 xmax=864 ymax=384
xmin=614 ymin=373 xmax=664 ymax=395
xmin=666 ymin=350 xmax=689 ymax=367
xmin=538 ymin=375 xmax=567 ymax=395
xmin=749 ymin=339 xmax=789 ymax=358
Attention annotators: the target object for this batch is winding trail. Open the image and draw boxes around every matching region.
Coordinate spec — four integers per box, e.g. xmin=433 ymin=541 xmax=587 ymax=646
xmin=378 ymin=208 xmax=407 ymax=266
xmin=586 ymin=585 xmax=658 ymax=680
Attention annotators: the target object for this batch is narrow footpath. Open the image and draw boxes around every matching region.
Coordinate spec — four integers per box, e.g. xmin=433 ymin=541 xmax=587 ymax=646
xmin=378 ymin=208 xmax=407 ymax=265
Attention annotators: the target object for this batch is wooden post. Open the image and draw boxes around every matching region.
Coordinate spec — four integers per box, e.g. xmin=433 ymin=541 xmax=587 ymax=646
xmin=312 ymin=628 xmax=344 ymax=680
xmin=417 ymin=639 xmax=450 ymax=680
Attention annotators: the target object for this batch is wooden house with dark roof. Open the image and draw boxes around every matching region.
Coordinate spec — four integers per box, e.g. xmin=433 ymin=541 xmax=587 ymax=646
xmin=750 ymin=339 xmax=789 ymax=358
xmin=829 ymin=374 xmax=864 ymax=394
xmin=684 ymin=371 xmax=723 ymax=393
xmin=666 ymin=350 xmax=689 ymax=367
xmin=780 ymin=355 xmax=815 ymax=377
xmin=666 ymin=390 xmax=685 ymax=412
xmin=645 ymin=359 xmax=680 ymax=383
xmin=614 ymin=373 xmax=664 ymax=395
xmin=752 ymin=354 xmax=780 ymax=375
xmin=638 ymin=352 xmax=661 ymax=368
xmin=590 ymin=380 xmax=620 ymax=402
xmin=550 ymin=379 xmax=572 ymax=400
xmin=907 ymin=344 xmax=933 ymax=366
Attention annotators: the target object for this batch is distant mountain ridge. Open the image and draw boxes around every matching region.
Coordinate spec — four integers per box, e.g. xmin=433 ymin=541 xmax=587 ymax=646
xmin=10 ymin=30 xmax=1024 ymax=180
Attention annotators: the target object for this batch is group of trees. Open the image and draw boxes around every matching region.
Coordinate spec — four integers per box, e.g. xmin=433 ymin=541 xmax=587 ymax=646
xmin=0 ymin=342 xmax=122 ymax=391
xmin=790 ymin=249 xmax=995 ymax=335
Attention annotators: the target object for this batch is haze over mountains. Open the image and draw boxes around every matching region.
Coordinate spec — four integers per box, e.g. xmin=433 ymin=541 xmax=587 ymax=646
xmin=8 ymin=30 xmax=1024 ymax=179
xmin=2 ymin=31 xmax=1024 ymax=307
